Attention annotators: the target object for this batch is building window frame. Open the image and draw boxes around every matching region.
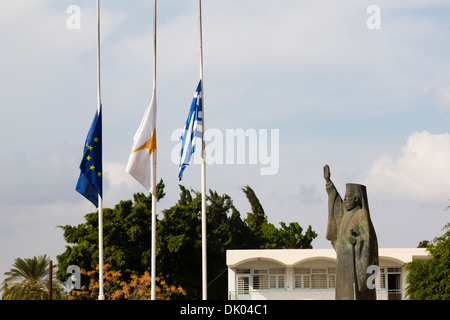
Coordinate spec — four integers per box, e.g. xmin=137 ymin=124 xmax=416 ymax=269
xmin=252 ymin=268 xmax=286 ymax=290
xmin=376 ymin=267 xmax=401 ymax=289
xmin=294 ymin=267 xmax=336 ymax=289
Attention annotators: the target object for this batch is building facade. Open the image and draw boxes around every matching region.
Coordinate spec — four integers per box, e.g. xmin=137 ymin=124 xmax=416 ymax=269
xmin=227 ymin=248 xmax=429 ymax=300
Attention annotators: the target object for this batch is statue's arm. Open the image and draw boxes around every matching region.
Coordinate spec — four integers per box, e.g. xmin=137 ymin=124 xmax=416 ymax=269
xmin=324 ymin=165 xmax=342 ymax=243
xmin=324 ymin=164 xmax=331 ymax=183
xmin=324 ymin=164 xmax=339 ymax=197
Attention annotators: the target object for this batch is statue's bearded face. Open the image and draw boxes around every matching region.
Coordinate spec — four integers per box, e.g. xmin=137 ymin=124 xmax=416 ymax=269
xmin=344 ymin=192 xmax=359 ymax=211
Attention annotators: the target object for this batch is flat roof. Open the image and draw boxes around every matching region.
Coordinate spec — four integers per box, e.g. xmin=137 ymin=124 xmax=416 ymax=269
xmin=226 ymin=248 xmax=430 ymax=268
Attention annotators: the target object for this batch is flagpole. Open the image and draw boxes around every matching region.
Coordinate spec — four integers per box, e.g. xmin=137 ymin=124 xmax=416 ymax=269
xmin=150 ymin=0 xmax=157 ymax=301
xmin=198 ymin=0 xmax=207 ymax=301
xmin=96 ymin=0 xmax=105 ymax=301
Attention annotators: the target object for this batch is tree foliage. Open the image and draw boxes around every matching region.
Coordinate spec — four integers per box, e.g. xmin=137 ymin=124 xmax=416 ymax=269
xmin=57 ymin=181 xmax=317 ymax=299
xmin=242 ymin=185 xmax=317 ymax=249
xmin=69 ymin=264 xmax=185 ymax=300
xmin=1 ymin=254 xmax=65 ymax=300
xmin=404 ymin=223 xmax=450 ymax=300
xmin=56 ymin=180 xmax=166 ymax=283
xmin=157 ymin=186 xmax=258 ymax=299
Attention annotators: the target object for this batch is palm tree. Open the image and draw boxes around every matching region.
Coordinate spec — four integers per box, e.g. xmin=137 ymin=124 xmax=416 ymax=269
xmin=1 ymin=254 xmax=65 ymax=300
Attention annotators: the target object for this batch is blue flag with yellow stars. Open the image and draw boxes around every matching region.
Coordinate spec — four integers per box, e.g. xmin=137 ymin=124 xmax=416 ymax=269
xmin=76 ymin=107 xmax=102 ymax=207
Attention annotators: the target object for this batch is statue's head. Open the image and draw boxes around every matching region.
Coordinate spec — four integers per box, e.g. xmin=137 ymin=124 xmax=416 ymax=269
xmin=344 ymin=183 xmax=365 ymax=211
xmin=344 ymin=192 xmax=361 ymax=211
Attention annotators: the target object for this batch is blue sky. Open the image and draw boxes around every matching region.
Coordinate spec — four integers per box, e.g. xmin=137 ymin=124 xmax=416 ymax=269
xmin=1 ymin=0 xmax=450 ymax=285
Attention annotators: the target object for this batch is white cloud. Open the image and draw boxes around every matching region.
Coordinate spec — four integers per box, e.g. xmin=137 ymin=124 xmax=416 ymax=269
xmin=104 ymin=161 xmax=134 ymax=188
xmin=364 ymin=131 xmax=450 ymax=203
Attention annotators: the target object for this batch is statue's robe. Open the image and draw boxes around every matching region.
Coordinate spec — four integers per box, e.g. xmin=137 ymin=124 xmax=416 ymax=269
xmin=326 ymin=181 xmax=378 ymax=300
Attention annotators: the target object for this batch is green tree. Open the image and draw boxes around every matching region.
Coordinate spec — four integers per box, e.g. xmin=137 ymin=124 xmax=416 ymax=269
xmin=1 ymin=255 xmax=65 ymax=300
xmin=157 ymin=186 xmax=255 ymax=299
xmin=57 ymin=180 xmax=166 ymax=284
xmin=57 ymin=181 xmax=317 ymax=300
xmin=278 ymin=222 xmax=317 ymax=249
xmin=417 ymin=240 xmax=429 ymax=248
xmin=404 ymin=223 xmax=450 ymax=300
xmin=206 ymin=190 xmax=252 ymax=298
xmin=242 ymin=185 xmax=266 ymax=226
xmin=242 ymin=185 xmax=317 ymax=249
xmin=155 ymin=185 xmax=203 ymax=299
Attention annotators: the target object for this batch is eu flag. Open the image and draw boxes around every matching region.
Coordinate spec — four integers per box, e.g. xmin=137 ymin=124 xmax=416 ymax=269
xmin=76 ymin=107 xmax=102 ymax=207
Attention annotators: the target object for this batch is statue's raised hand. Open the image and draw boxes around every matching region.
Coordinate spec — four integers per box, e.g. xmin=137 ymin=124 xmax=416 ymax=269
xmin=324 ymin=165 xmax=331 ymax=182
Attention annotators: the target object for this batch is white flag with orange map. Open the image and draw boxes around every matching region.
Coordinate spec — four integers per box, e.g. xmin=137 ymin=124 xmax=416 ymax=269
xmin=126 ymin=89 xmax=157 ymax=195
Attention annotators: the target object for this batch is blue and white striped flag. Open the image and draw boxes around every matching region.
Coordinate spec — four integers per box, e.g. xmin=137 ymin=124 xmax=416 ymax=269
xmin=178 ymin=80 xmax=203 ymax=180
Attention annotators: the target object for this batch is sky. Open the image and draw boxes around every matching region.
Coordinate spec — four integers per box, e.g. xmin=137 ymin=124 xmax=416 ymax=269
xmin=1 ymin=0 xmax=450 ymax=286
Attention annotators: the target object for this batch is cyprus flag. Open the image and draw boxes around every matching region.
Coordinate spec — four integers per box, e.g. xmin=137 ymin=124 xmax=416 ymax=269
xmin=126 ymin=90 xmax=157 ymax=195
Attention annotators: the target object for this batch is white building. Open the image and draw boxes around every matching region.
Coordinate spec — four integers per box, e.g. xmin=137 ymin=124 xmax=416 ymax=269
xmin=227 ymin=248 xmax=430 ymax=300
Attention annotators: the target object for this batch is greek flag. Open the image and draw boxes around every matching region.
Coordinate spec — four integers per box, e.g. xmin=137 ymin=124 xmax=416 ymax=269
xmin=178 ymin=80 xmax=203 ymax=180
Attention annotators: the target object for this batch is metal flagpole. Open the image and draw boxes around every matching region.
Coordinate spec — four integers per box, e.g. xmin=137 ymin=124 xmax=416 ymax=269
xmin=150 ymin=0 xmax=157 ymax=301
xmin=198 ymin=0 xmax=207 ymax=301
xmin=96 ymin=0 xmax=105 ymax=301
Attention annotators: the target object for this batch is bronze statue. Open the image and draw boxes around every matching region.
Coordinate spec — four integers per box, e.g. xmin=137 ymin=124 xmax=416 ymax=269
xmin=324 ymin=165 xmax=378 ymax=300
